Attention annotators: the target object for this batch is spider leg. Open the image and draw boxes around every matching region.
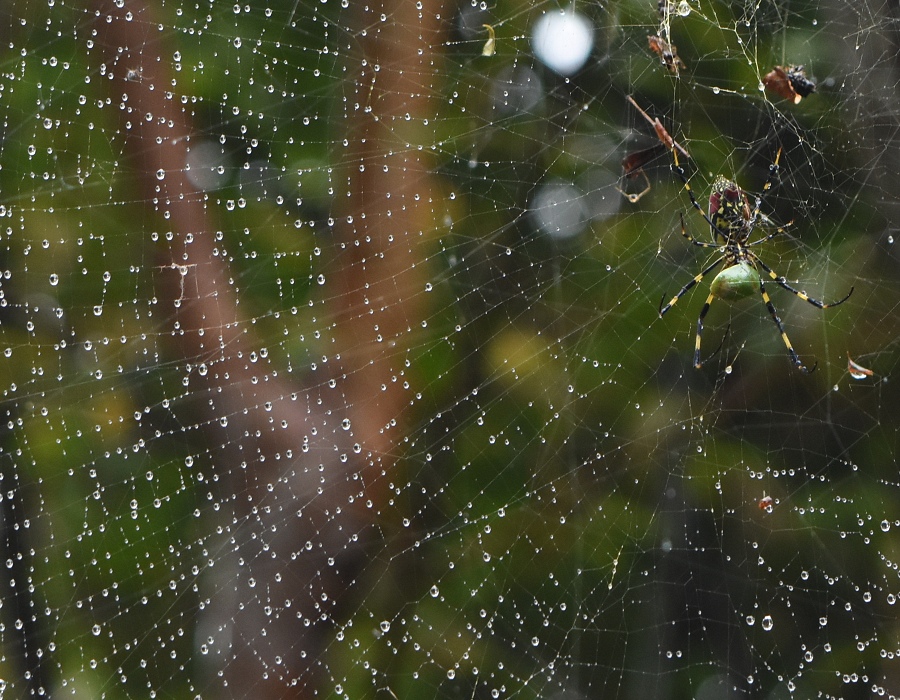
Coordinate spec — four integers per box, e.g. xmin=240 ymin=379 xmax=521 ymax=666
xmin=671 ymin=148 xmax=726 ymax=236
xmin=693 ymin=291 xmax=717 ymax=368
xmin=692 ymin=299 xmax=735 ymax=369
xmin=745 ymin=147 xmax=783 ymax=224
xmin=678 ymin=212 xmax=721 ymax=248
xmin=702 ymin=322 xmax=731 ymax=365
xmin=745 ymin=220 xmax=793 ymax=247
xmin=751 ymin=255 xmax=854 ymax=308
xmin=758 ymin=279 xmax=817 ymax=373
xmin=659 ymin=256 xmax=725 ymax=317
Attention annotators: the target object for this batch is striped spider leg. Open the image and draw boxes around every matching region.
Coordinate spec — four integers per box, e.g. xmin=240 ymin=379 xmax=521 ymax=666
xmin=659 ymin=147 xmax=853 ymax=372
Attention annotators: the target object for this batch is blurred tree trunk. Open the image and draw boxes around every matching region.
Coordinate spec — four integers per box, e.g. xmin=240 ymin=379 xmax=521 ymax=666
xmin=93 ymin=0 xmax=445 ymax=696
xmin=333 ymin=3 xmax=446 ymax=511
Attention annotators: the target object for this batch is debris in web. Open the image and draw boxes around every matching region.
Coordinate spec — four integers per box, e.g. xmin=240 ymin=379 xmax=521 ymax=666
xmin=847 ymin=352 xmax=874 ymax=379
xmin=763 ymin=65 xmax=816 ymax=104
xmin=626 ymin=95 xmax=690 ymax=159
xmin=616 ymin=156 xmax=654 ymax=203
xmin=648 ymin=34 xmax=686 ymax=74
xmin=481 ymin=24 xmax=496 ymax=57
xmin=618 ymin=96 xmax=691 ymax=203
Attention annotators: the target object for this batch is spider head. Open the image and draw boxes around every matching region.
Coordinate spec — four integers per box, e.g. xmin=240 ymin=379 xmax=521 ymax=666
xmin=709 ymin=176 xmax=752 ymax=243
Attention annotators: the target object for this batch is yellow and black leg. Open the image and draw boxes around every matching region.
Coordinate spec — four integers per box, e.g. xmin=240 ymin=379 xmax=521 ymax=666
xmin=671 ymin=149 xmax=722 ymax=235
xmin=753 ymin=256 xmax=854 ymax=309
xmin=678 ymin=212 xmax=720 ymax=248
xmin=758 ymin=280 xmax=816 ymax=373
xmin=747 ymin=148 xmax=783 ymax=225
xmin=659 ymin=257 xmax=725 ymax=317
xmin=693 ymin=292 xmax=717 ymax=368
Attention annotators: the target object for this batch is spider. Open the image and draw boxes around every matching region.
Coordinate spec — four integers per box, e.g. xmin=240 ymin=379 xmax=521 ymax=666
xmin=658 ymin=147 xmax=853 ymax=373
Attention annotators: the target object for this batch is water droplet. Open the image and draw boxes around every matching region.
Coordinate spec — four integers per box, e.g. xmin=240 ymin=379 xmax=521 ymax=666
xmin=379 ymin=620 xmax=390 ymax=633
xmin=761 ymin=615 xmax=773 ymax=631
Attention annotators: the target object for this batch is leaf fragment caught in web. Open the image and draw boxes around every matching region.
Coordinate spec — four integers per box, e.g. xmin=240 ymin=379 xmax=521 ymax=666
xmin=481 ymin=24 xmax=496 ymax=57
xmin=763 ymin=64 xmax=817 ymax=104
xmin=847 ymin=353 xmax=874 ymax=379
xmin=648 ymin=34 xmax=686 ymax=74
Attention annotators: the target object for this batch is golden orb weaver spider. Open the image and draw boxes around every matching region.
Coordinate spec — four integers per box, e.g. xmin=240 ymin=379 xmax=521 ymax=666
xmin=658 ymin=147 xmax=853 ymax=373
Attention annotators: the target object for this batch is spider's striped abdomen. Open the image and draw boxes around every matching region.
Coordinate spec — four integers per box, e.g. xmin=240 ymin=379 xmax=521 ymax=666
xmin=708 ymin=176 xmax=751 ymax=243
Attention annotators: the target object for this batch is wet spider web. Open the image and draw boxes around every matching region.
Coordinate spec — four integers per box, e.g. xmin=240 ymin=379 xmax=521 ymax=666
xmin=1 ymin=0 xmax=899 ymax=698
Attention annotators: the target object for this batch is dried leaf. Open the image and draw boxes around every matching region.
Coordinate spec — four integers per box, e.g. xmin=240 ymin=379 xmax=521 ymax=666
xmin=847 ymin=353 xmax=874 ymax=380
xmin=481 ymin=24 xmax=496 ymax=57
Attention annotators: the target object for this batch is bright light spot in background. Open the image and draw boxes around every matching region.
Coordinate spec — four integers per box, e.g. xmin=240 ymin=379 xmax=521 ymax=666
xmin=531 ymin=10 xmax=594 ymax=76
xmin=579 ymin=167 xmax=622 ymax=221
xmin=185 ymin=141 xmax=231 ymax=192
xmin=531 ymin=181 xmax=589 ymax=241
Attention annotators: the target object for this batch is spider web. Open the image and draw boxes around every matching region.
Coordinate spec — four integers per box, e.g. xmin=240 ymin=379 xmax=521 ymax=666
xmin=0 ymin=0 xmax=899 ymax=697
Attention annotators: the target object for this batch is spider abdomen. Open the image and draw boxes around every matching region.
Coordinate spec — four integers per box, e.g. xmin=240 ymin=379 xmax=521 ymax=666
xmin=710 ymin=261 xmax=758 ymax=302
xmin=666 ymin=146 xmax=850 ymax=372
xmin=709 ymin=176 xmax=751 ymax=241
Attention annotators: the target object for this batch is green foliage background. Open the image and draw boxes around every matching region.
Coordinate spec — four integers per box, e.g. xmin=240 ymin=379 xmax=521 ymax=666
xmin=0 ymin=0 xmax=897 ymax=697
